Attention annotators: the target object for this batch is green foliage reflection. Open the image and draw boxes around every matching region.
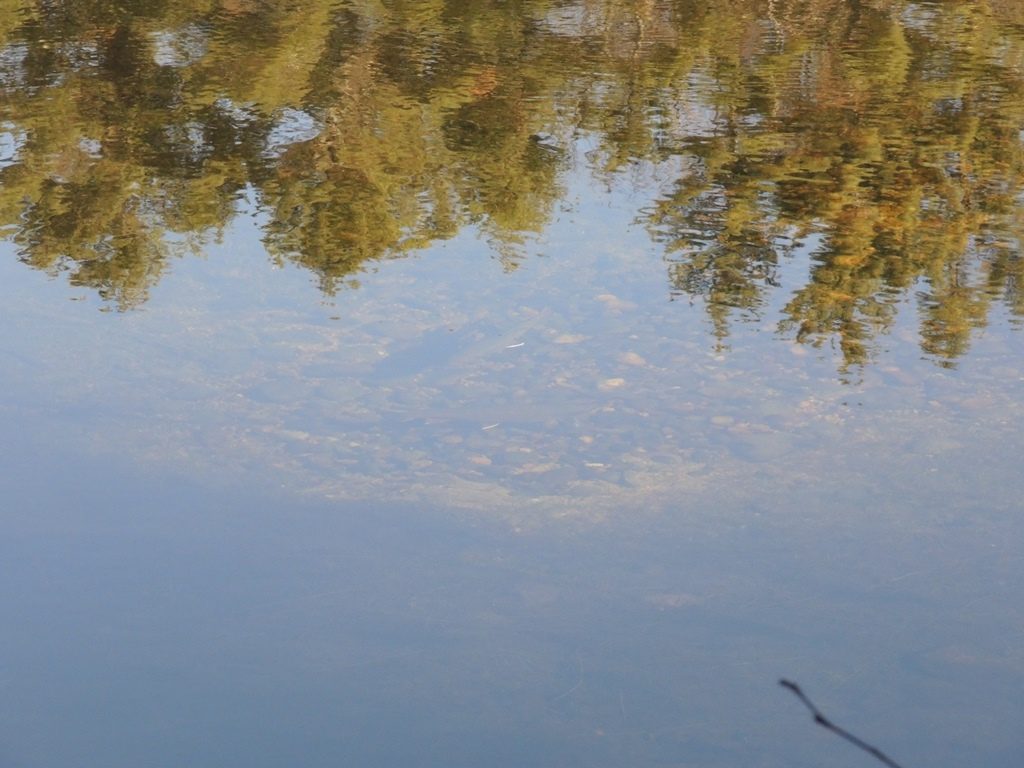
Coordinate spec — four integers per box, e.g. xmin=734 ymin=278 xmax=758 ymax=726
xmin=1 ymin=0 xmax=1023 ymax=368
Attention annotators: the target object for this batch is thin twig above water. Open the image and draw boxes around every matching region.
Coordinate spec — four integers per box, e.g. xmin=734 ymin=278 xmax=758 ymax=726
xmin=780 ymin=679 xmax=905 ymax=768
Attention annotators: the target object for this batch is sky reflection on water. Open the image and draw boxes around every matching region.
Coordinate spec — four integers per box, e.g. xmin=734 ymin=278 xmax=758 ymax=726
xmin=1 ymin=1 xmax=1024 ymax=766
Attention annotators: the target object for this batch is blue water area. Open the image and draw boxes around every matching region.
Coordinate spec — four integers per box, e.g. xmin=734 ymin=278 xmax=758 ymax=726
xmin=2 ymin=427 xmax=1023 ymax=767
xmin=3 ymin=1 xmax=1024 ymax=765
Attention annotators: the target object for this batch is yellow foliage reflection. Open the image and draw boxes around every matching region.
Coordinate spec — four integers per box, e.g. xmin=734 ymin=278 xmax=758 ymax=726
xmin=1 ymin=0 xmax=1023 ymax=368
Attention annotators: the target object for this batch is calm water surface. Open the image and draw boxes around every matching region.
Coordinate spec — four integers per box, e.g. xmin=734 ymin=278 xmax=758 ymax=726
xmin=2 ymin=1 xmax=1023 ymax=766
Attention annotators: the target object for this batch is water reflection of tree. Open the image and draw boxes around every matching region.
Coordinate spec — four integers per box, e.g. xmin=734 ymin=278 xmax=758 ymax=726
xmin=0 ymin=0 xmax=570 ymax=302
xmin=1 ymin=0 xmax=1023 ymax=368
xmin=632 ymin=0 xmax=1024 ymax=369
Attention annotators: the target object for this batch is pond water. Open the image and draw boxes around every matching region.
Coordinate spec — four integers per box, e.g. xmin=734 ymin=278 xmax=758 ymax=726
xmin=2 ymin=1 xmax=1023 ymax=766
